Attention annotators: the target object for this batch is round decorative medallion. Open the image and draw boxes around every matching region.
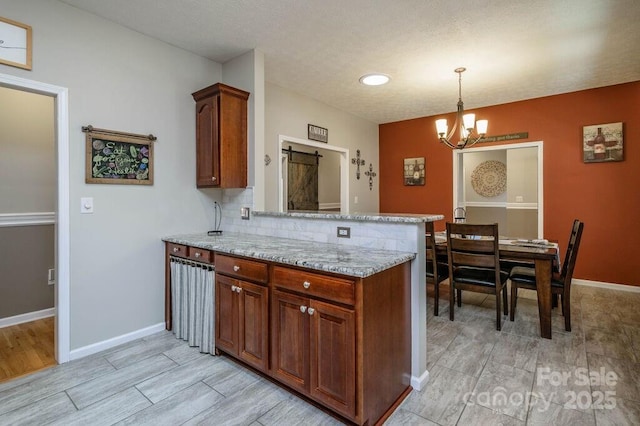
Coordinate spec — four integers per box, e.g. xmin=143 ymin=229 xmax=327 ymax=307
xmin=471 ymin=160 xmax=507 ymax=198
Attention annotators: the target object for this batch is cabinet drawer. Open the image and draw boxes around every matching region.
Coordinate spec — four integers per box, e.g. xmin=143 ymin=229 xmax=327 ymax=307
xmin=216 ymin=254 xmax=268 ymax=284
xmin=167 ymin=243 xmax=188 ymax=258
xmin=188 ymin=246 xmax=212 ymax=263
xmin=272 ymin=266 xmax=355 ymax=306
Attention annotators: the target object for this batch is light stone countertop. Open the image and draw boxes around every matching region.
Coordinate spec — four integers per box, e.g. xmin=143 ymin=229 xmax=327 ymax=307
xmin=162 ymin=232 xmax=416 ymax=278
xmin=253 ymin=210 xmax=444 ymax=223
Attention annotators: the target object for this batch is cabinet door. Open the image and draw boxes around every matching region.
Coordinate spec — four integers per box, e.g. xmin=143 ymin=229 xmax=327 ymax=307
xmin=195 ymin=94 xmax=220 ymax=187
xmin=309 ymin=299 xmax=356 ymax=418
xmin=271 ymin=289 xmax=309 ymax=393
xmin=237 ymin=280 xmax=268 ymax=371
xmin=215 ymin=274 xmax=238 ymax=354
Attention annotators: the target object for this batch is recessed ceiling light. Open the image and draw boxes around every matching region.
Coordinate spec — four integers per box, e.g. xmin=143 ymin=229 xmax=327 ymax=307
xmin=359 ymin=73 xmax=390 ymax=86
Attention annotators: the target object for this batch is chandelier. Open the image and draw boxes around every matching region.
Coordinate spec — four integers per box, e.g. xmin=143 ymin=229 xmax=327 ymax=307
xmin=435 ymin=67 xmax=488 ymax=149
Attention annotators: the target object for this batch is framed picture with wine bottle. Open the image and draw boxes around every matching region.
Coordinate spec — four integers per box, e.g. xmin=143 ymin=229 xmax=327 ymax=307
xmin=583 ymin=122 xmax=623 ymax=163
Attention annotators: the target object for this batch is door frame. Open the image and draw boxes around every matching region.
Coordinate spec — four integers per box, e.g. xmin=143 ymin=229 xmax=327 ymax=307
xmin=0 ymin=73 xmax=70 ymax=363
xmin=452 ymin=141 xmax=544 ymax=237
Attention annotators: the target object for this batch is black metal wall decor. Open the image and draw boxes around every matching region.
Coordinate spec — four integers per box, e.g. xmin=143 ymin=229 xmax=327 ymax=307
xmin=351 ymin=149 xmax=365 ymax=179
xmin=365 ymin=163 xmax=377 ymax=191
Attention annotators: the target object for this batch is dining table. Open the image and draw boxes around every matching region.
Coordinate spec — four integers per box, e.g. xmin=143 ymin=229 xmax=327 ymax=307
xmin=434 ymin=233 xmax=559 ymax=339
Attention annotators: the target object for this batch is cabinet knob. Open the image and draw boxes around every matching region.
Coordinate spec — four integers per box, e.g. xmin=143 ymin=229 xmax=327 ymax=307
xmin=194 ymin=252 xmax=201 ymax=258
xmin=300 ymin=305 xmax=307 ymax=313
xmin=307 ymin=307 xmax=315 ymax=316
xmin=303 ymin=281 xmax=311 ymax=289
xmin=233 ymin=265 xmax=240 ymax=272
xmin=212 ymin=177 xmax=217 ymax=181
xmin=235 ymin=286 xmax=242 ymax=293
xmin=172 ymin=247 xmax=179 ymax=253
xmin=231 ymin=285 xmax=237 ymax=292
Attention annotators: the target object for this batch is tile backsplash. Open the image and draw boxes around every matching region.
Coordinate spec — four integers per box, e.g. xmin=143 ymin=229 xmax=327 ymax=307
xmin=220 ymin=187 xmax=423 ymax=253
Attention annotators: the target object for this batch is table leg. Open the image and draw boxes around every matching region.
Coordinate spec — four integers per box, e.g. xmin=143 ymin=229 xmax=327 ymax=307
xmin=535 ymin=258 xmax=552 ymax=339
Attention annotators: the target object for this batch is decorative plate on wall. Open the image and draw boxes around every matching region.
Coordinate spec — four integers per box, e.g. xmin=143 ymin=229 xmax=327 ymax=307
xmin=471 ymin=160 xmax=507 ymax=198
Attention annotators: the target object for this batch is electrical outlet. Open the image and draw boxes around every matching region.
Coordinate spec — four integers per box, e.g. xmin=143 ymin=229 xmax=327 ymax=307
xmin=241 ymin=207 xmax=250 ymax=220
xmin=515 ymin=195 xmax=524 ymax=202
xmin=337 ymin=226 xmax=351 ymax=238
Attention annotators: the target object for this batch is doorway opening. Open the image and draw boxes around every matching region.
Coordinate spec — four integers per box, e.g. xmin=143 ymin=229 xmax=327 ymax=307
xmin=453 ymin=141 xmax=543 ymax=238
xmin=278 ymin=135 xmax=349 ymax=213
xmin=0 ymin=73 xmax=70 ymax=366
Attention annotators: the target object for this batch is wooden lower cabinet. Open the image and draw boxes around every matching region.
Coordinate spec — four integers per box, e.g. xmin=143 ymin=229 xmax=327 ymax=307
xmin=271 ymin=289 xmax=356 ymax=418
xmin=212 ymin=257 xmax=411 ymax=425
xmin=309 ymin=299 xmax=356 ymax=417
xmin=215 ymin=274 xmax=268 ymax=372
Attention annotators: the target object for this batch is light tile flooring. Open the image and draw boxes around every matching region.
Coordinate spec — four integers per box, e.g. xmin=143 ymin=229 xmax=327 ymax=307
xmin=0 ymin=284 xmax=638 ymax=425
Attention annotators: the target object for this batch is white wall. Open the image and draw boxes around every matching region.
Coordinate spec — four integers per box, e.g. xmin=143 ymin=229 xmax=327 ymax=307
xmin=265 ymin=83 xmax=379 ymax=213
xmin=0 ymin=0 xmax=222 ymax=350
xmin=0 ymin=87 xmax=55 ymax=212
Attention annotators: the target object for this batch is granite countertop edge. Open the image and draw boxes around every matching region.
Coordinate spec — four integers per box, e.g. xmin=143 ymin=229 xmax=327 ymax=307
xmin=252 ymin=210 xmax=444 ymax=223
xmin=162 ymin=232 xmax=416 ymax=278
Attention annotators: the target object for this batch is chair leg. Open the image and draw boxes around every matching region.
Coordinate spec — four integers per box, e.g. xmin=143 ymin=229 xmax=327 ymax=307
xmin=456 ymin=289 xmax=462 ymax=307
xmin=434 ymin=281 xmax=439 ymax=316
xmin=510 ymin=285 xmax=517 ymax=321
xmin=495 ymin=288 xmax=502 ymax=331
xmin=502 ymin=285 xmax=508 ymax=316
xmin=563 ymin=293 xmax=571 ymax=332
xmin=449 ymin=282 xmax=455 ymax=322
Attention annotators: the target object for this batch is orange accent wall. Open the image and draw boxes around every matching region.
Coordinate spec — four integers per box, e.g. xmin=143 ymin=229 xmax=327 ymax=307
xmin=379 ymin=81 xmax=640 ymax=286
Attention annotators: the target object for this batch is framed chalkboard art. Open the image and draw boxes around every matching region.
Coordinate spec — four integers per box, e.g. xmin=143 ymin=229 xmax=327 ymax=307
xmin=83 ymin=125 xmax=156 ymax=185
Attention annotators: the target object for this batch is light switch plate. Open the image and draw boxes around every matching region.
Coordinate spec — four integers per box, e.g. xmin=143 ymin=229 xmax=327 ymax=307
xmin=81 ymin=197 xmax=94 ymax=214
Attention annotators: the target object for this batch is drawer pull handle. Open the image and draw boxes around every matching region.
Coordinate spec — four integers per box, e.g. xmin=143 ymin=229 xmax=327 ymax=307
xmin=194 ymin=252 xmax=201 ymax=258
xmin=233 ymin=265 xmax=240 ymax=272
xmin=300 ymin=305 xmax=307 ymax=313
xmin=307 ymin=308 xmax=315 ymax=316
xmin=303 ymin=281 xmax=311 ymax=289
xmin=172 ymin=247 xmax=179 ymax=253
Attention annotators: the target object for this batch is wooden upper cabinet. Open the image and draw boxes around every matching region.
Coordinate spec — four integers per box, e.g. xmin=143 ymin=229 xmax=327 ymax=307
xmin=192 ymin=83 xmax=250 ymax=188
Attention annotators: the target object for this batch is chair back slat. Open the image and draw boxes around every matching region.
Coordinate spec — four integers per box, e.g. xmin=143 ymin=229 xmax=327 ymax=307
xmin=451 ymin=251 xmax=496 ymax=268
xmin=425 ymin=221 xmax=437 ymax=260
xmin=449 ymin=238 xmax=496 ymax=254
xmin=559 ymin=219 xmax=584 ymax=285
xmin=425 ymin=221 xmax=444 ymax=281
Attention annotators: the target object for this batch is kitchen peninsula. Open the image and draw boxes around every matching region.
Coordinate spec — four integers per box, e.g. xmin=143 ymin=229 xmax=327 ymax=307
xmin=163 ymin=210 xmax=442 ymax=424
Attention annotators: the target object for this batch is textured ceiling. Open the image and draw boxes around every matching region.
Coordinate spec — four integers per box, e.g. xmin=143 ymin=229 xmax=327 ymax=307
xmin=60 ymin=0 xmax=640 ymax=124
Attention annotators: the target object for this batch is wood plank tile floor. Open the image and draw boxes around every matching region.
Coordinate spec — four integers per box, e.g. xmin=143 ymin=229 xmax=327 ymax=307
xmin=0 ymin=317 xmax=56 ymax=383
xmin=0 ymin=284 xmax=638 ymax=425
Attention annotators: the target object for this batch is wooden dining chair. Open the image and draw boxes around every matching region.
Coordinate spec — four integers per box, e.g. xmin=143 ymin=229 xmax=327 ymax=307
xmin=446 ymin=222 xmax=509 ymax=330
xmin=509 ymin=219 xmax=584 ymax=331
xmin=426 ymin=221 xmax=449 ymax=316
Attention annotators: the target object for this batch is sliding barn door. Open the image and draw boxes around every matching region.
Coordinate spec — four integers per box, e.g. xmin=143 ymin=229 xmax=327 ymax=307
xmin=287 ymin=152 xmax=319 ymax=211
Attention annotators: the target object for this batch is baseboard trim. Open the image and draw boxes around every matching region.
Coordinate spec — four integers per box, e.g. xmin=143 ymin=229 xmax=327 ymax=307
xmin=0 ymin=308 xmax=55 ymax=328
xmin=573 ymin=279 xmax=640 ymax=293
xmin=69 ymin=322 xmax=166 ymax=361
xmin=411 ymin=369 xmax=430 ymax=391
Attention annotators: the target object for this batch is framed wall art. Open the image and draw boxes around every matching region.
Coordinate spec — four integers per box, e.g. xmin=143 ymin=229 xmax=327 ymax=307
xmin=308 ymin=124 xmax=328 ymax=143
xmin=83 ymin=125 xmax=156 ymax=185
xmin=0 ymin=16 xmax=32 ymax=70
xmin=403 ymin=157 xmax=425 ymax=186
xmin=583 ymin=122 xmax=623 ymax=163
